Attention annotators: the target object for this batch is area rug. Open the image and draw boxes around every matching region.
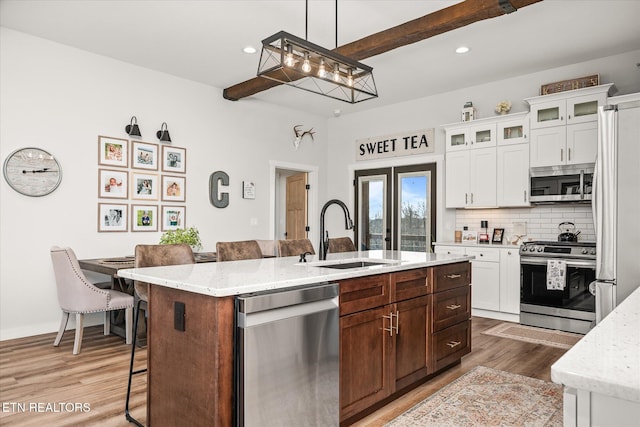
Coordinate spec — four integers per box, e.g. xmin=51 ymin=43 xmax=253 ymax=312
xmin=385 ymin=366 xmax=562 ymax=427
xmin=481 ymin=322 xmax=582 ymax=350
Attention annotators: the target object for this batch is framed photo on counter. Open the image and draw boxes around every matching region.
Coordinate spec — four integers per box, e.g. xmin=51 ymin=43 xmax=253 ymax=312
xmin=462 ymin=231 xmax=477 ymax=243
xmin=492 ymin=228 xmax=505 ymax=243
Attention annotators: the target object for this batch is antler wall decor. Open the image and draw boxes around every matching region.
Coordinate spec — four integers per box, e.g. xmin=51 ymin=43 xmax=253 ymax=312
xmin=293 ymin=125 xmax=316 ymax=150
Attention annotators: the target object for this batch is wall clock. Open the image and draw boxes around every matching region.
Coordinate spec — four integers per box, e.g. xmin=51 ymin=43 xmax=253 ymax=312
xmin=3 ymin=147 xmax=62 ymax=197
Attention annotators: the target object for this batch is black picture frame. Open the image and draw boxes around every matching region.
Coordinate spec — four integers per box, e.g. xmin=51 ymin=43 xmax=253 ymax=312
xmin=492 ymin=228 xmax=505 ymax=244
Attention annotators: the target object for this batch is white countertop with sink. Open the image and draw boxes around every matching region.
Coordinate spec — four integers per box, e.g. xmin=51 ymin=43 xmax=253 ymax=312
xmin=117 ymin=250 xmax=472 ymax=297
xmin=551 ymin=285 xmax=640 ymax=402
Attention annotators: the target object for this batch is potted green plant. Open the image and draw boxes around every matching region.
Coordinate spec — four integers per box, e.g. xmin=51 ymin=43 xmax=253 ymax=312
xmin=159 ymin=226 xmax=202 ymax=251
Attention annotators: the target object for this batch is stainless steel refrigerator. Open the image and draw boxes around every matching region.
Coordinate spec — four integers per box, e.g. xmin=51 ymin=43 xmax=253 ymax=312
xmin=592 ymin=93 xmax=640 ymax=322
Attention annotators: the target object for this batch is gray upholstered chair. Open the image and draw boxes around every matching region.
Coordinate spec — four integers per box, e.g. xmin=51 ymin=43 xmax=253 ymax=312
xmin=216 ymin=240 xmax=263 ymax=261
xmin=50 ymin=246 xmax=134 ymax=355
xmin=278 ymin=239 xmax=315 ymax=257
xmin=125 ymin=243 xmax=196 ymax=426
xmin=327 ymin=236 xmax=356 ymax=253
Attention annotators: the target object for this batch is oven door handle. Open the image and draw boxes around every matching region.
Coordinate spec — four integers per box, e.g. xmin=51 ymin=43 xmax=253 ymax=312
xmin=520 ymin=257 xmax=596 ymax=268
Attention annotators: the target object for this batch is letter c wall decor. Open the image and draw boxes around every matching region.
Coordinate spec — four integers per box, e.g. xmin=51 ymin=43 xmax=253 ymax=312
xmin=209 ymin=171 xmax=229 ymax=208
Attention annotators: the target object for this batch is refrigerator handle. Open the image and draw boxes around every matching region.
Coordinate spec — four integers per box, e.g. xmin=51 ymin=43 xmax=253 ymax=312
xmin=592 ymin=281 xmax=615 ymax=323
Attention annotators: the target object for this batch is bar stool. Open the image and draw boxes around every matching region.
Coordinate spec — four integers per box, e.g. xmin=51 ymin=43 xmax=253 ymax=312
xmin=125 ymin=244 xmax=195 ymax=426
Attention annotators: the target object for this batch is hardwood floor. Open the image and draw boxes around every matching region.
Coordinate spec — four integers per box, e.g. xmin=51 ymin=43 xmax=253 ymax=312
xmin=0 ymin=317 xmax=570 ymax=426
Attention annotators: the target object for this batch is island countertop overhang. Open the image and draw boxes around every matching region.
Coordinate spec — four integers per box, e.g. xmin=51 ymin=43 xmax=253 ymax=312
xmin=117 ymin=250 xmax=472 ymax=297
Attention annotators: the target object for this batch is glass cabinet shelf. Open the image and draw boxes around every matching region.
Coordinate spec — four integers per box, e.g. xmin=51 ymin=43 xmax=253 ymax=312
xmin=503 ymin=125 xmax=523 ymax=140
xmin=573 ymin=100 xmax=598 ymax=117
xmin=537 ymin=107 xmax=560 ymax=123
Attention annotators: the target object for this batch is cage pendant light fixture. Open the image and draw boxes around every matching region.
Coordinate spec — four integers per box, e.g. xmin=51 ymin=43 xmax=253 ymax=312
xmin=257 ymin=1 xmax=377 ymax=104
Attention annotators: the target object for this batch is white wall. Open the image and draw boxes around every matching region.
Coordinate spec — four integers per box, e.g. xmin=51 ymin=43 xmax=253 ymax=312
xmin=0 ymin=28 xmax=329 ymax=340
xmin=326 ymin=49 xmax=640 ymax=242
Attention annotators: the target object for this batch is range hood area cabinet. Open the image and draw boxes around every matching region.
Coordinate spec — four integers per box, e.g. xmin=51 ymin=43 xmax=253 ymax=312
xmin=444 ymin=112 xmax=530 ymax=208
xmin=526 ymin=84 xmax=614 ymax=168
xmin=339 ymin=263 xmax=471 ymax=424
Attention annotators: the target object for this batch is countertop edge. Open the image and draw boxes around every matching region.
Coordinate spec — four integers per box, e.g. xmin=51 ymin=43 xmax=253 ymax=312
xmin=117 ymin=251 xmax=472 ymax=297
xmin=550 ymin=287 xmax=640 ymax=403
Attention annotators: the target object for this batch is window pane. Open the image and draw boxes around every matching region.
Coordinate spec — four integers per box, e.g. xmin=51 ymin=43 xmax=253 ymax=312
xmin=399 ymin=174 xmax=429 ymax=252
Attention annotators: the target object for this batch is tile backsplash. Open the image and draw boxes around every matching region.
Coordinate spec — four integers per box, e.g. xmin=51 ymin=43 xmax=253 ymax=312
xmin=454 ymin=205 xmax=595 ymax=244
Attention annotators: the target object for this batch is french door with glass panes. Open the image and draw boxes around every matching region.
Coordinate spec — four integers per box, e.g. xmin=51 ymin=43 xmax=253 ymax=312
xmin=354 ymin=163 xmax=436 ymax=252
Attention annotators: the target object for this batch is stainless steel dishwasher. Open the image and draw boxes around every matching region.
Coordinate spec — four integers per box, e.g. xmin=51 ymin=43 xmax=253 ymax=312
xmin=236 ymin=283 xmax=339 ymax=426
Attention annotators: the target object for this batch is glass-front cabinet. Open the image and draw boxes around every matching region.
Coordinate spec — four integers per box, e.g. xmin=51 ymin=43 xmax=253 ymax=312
xmin=445 ymin=120 xmax=496 ymax=151
xmin=527 ymin=83 xmax=614 ymax=130
xmin=497 ymin=112 xmax=529 ymax=145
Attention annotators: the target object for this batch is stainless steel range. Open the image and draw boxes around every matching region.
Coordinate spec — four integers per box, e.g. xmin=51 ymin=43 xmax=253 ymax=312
xmin=520 ymin=241 xmax=596 ymax=334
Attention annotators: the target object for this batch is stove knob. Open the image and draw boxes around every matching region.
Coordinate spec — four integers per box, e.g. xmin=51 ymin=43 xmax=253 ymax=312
xmin=590 ymin=249 xmax=596 ymax=255
xmin=536 ymin=247 xmax=543 ymax=252
xmin=582 ymin=248 xmax=588 ymax=254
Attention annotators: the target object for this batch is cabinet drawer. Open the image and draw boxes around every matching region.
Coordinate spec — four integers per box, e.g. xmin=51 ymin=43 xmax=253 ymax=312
xmin=340 ymin=274 xmax=391 ymax=316
xmin=432 ymin=286 xmax=471 ymax=332
xmin=466 ymin=247 xmax=500 ymax=262
xmin=391 ymin=268 xmax=431 ymax=302
xmin=433 ymin=262 xmax=471 ymax=292
xmin=433 ymin=320 xmax=471 ymax=371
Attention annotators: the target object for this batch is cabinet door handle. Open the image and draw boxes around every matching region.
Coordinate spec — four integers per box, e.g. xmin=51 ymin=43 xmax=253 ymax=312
xmin=393 ymin=311 xmax=399 ymax=335
xmin=470 ymin=193 xmax=474 ymax=204
xmin=446 ymin=341 xmax=462 ymax=348
xmin=568 ymin=148 xmax=571 ymax=161
xmin=382 ymin=314 xmax=393 ymax=336
xmin=446 ymin=273 xmax=461 ymax=279
xmin=446 ymin=304 xmax=461 ymax=310
xmin=465 ymin=193 xmax=468 ymax=204
xmin=560 ymin=148 xmax=564 ymax=161
xmin=524 ymin=190 xmax=527 ymax=203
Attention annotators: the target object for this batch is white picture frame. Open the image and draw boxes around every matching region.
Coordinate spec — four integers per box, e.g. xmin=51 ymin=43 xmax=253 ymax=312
xmin=131 ymin=172 xmax=159 ymax=200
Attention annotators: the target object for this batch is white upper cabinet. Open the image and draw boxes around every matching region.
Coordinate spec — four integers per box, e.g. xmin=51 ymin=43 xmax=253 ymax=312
xmin=526 ymin=84 xmax=614 ymax=167
xmin=497 ymin=112 xmax=529 ymax=145
xmin=445 ymin=118 xmax=497 ymax=152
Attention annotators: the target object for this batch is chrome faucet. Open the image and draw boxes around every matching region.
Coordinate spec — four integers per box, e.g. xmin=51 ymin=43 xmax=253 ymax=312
xmin=319 ymin=199 xmax=354 ymax=260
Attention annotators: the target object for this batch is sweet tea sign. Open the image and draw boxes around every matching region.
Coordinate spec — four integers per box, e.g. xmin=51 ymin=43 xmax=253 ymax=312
xmin=355 ymin=129 xmax=435 ymax=161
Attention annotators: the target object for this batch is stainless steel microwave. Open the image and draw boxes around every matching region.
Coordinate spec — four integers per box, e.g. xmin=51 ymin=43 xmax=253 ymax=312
xmin=529 ymin=164 xmax=594 ymax=204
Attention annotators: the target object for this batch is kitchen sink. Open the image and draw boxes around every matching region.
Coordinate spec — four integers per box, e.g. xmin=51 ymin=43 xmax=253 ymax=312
xmin=318 ymin=261 xmax=390 ymax=269
xmin=297 ymin=258 xmax=399 ymax=269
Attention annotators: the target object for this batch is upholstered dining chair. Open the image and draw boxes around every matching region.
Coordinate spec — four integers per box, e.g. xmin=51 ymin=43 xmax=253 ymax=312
xmin=216 ymin=240 xmax=263 ymax=261
xmin=327 ymin=236 xmax=356 ymax=253
xmin=278 ymin=239 xmax=315 ymax=257
xmin=254 ymin=239 xmax=279 ymax=257
xmin=50 ymin=246 xmax=134 ymax=355
xmin=125 ymin=243 xmax=195 ymax=426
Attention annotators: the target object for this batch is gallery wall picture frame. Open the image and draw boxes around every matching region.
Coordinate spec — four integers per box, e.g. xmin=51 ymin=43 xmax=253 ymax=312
xmin=162 ymin=175 xmax=185 ymax=202
xmin=131 ymin=141 xmax=159 ymax=171
xmin=98 ymin=135 xmax=128 ymax=168
xmin=161 ymin=205 xmax=186 ymax=231
xmin=492 ymin=228 xmax=505 ymax=244
xmin=131 ymin=204 xmax=158 ymax=232
xmin=98 ymin=168 xmax=128 ymax=199
xmin=131 ymin=172 xmax=159 ymax=200
xmin=161 ymin=146 xmax=186 ymax=173
xmin=98 ymin=203 xmax=128 ymax=232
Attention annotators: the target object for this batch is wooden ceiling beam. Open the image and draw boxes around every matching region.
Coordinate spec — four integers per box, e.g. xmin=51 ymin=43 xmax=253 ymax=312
xmin=222 ymin=0 xmax=543 ymax=101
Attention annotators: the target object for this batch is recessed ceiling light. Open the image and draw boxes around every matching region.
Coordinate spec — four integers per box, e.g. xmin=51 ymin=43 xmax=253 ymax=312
xmin=455 ymin=46 xmax=470 ymax=54
xmin=242 ymin=46 xmax=257 ymax=54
